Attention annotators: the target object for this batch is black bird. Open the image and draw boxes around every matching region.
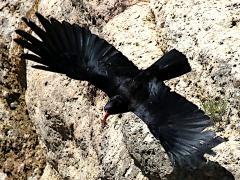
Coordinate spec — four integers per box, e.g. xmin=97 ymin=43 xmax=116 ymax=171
xmin=15 ymin=13 xmax=223 ymax=169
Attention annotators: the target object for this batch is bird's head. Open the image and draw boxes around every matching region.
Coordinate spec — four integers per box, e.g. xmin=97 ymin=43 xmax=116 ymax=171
xmin=102 ymin=95 xmax=129 ymax=126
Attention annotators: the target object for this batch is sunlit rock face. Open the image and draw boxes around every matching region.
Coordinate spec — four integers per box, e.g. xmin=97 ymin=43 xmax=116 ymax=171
xmin=1 ymin=0 xmax=239 ymax=179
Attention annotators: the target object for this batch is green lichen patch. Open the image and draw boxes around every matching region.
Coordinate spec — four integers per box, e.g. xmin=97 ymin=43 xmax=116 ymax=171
xmin=202 ymin=99 xmax=228 ymax=123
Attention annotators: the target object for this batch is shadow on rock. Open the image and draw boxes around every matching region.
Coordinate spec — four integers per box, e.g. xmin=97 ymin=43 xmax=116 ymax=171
xmin=123 ymin=117 xmax=235 ymax=180
xmin=167 ymin=161 xmax=234 ymax=180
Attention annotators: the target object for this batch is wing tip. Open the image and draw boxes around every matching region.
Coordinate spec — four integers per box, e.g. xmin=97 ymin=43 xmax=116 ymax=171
xmin=35 ymin=12 xmax=43 ymax=19
xmin=169 ymin=134 xmax=224 ymax=169
xmin=21 ymin=17 xmax=28 ymax=23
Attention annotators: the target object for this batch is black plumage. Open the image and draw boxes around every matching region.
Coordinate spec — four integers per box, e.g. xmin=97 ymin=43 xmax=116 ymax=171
xmin=15 ymin=13 xmax=223 ymax=169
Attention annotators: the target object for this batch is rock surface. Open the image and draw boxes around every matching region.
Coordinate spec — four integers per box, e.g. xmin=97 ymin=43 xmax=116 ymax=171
xmin=150 ymin=0 xmax=240 ymax=178
xmin=0 ymin=1 xmax=46 ymax=179
xmin=0 ymin=0 xmax=239 ymax=179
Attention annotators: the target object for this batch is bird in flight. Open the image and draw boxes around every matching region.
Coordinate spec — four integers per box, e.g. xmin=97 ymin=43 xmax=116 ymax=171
xmin=15 ymin=12 xmax=223 ymax=169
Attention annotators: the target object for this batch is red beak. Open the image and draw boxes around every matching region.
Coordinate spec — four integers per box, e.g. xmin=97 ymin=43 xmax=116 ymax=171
xmin=101 ymin=112 xmax=110 ymax=127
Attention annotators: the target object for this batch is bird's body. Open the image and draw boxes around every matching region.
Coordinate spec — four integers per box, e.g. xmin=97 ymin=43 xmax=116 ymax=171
xmin=15 ymin=13 xmax=223 ymax=169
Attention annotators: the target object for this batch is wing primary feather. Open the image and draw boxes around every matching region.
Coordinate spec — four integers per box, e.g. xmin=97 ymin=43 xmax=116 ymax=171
xmin=16 ymin=13 xmax=139 ymax=96
xmin=35 ymin=12 xmax=51 ymax=31
xmin=15 ymin=29 xmax=42 ymax=45
xmin=50 ymin=18 xmax=66 ymax=51
xmin=62 ymin=21 xmax=75 ymax=50
xmin=88 ymin=35 xmax=98 ymax=61
xmin=73 ymin=24 xmax=84 ymax=63
xmin=20 ymin=53 xmax=42 ymax=63
xmin=134 ymin=82 xmax=223 ymax=169
xmin=14 ymin=38 xmax=40 ymax=54
xmin=22 ymin=17 xmax=46 ymax=40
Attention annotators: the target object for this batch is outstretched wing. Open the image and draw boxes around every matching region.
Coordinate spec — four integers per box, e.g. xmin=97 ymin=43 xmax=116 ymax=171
xmin=14 ymin=13 xmax=139 ymax=97
xmin=133 ymin=80 xmax=223 ymax=169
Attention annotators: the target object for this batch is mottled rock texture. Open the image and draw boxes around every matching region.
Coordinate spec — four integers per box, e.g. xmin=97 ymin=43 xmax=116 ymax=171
xmin=150 ymin=0 xmax=240 ymax=178
xmin=0 ymin=0 xmax=239 ymax=179
xmin=0 ymin=1 xmax=46 ymax=179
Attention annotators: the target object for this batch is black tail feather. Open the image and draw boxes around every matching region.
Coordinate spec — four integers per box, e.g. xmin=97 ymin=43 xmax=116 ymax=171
xmin=147 ymin=49 xmax=192 ymax=81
